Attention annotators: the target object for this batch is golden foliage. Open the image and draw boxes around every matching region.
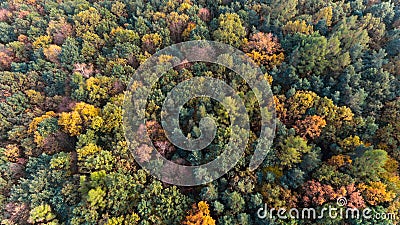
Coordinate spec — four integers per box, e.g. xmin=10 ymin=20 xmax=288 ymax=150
xmin=182 ymin=22 xmax=197 ymax=39
xmin=153 ymin=12 xmax=166 ymax=20
xmin=4 ymin=144 xmax=21 ymax=162
xmin=43 ymin=44 xmax=62 ymax=63
xmin=158 ymin=54 xmax=174 ymax=63
xmin=111 ymin=1 xmax=127 ymax=17
xmin=261 ymin=183 xmax=297 ymax=209
xmin=58 ymin=102 xmax=100 ymax=136
xmin=25 ymin=89 xmax=45 ymax=104
xmin=339 ymin=135 xmax=363 ymax=152
xmin=74 ymin=7 xmax=101 ymax=36
xmin=105 ymin=212 xmax=140 ymax=225
xmin=274 ymin=95 xmax=287 ymax=122
xmin=286 ymin=91 xmax=318 ymax=120
xmin=243 ymin=32 xmax=285 ymax=69
xmin=29 ymin=111 xmax=57 ymax=133
xmin=32 ymin=35 xmax=52 ymax=49
xmin=178 ymin=1 xmax=192 ymax=12
xmin=358 ymin=181 xmax=396 ymax=205
xmin=314 ymin=6 xmax=333 ymax=26
xmin=327 ymin=154 xmax=352 ymax=168
xmin=58 ymin=111 xmax=83 ymax=136
xmin=183 ymin=201 xmax=216 ymax=225
xmin=142 ymin=33 xmax=162 ymax=53
xmin=283 ymin=20 xmax=314 ymax=35
xmin=246 ymin=51 xmax=285 ymax=69
xmin=77 ymin=143 xmax=102 ymax=161
xmin=85 ymin=76 xmax=115 ymax=105
xmin=73 ymin=102 xmax=100 ymax=123
xmin=29 ymin=111 xmax=58 ymax=146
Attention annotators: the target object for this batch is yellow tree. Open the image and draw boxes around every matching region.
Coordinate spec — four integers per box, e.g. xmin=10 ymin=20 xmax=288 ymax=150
xmin=314 ymin=6 xmax=333 ymax=26
xmin=358 ymin=181 xmax=396 ymax=206
xmin=327 ymin=155 xmax=352 ymax=168
xmin=111 ymin=1 xmax=127 ymax=17
xmin=243 ymin=32 xmax=285 ymax=69
xmin=213 ymin=13 xmax=246 ymax=48
xmin=141 ymin=33 xmax=162 ymax=54
xmin=32 ymin=35 xmax=52 ymax=49
xmin=283 ymin=20 xmax=314 ymax=35
xmin=85 ymin=76 xmax=115 ymax=106
xmin=339 ymin=135 xmax=363 ymax=152
xmin=73 ymin=7 xmax=101 ymax=37
xmin=105 ymin=212 xmax=140 ymax=225
xmin=58 ymin=102 xmax=100 ymax=136
xmin=183 ymin=201 xmax=216 ymax=225
xmin=29 ymin=111 xmax=58 ymax=146
xmin=43 ymin=44 xmax=62 ymax=63
xmin=286 ymin=91 xmax=318 ymax=121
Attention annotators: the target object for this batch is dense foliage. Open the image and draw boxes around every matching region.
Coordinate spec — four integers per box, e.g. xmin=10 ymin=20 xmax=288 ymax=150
xmin=0 ymin=0 xmax=399 ymax=224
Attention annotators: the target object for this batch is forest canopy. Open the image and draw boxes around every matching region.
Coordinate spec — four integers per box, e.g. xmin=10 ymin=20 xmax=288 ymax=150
xmin=0 ymin=0 xmax=399 ymax=224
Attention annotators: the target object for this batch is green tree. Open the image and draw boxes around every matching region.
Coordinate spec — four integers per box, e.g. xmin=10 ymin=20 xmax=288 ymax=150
xmin=351 ymin=149 xmax=389 ymax=183
xmin=213 ymin=13 xmax=246 ymax=48
xmin=28 ymin=204 xmax=59 ymax=224
xmin=277 ymin=136 xmax=312 ymax=168
xmin=60 ymin=37 xmax=82 ymax=70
